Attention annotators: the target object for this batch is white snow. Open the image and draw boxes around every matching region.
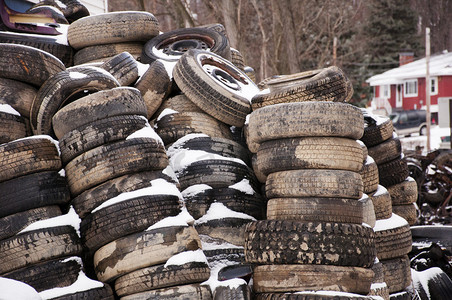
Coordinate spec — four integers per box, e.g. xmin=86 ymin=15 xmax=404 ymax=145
xmin=293 ymin=291 xmax=383 ymax=299
xmin=365 ymin=155 xmax=375 ymax=165
xmin=39 ymin=270 xmax=104 ymax=300
xmin=19 ymin=206 xmax=81 ymax=237
xmin=159 ymin=59 xmax=178 ymax=79
xmin=58 ymin=169 xmax=66 ymax=177
xmin=362 ymin=108 xmax=389 ymax=126
xmin=156 ymin=108 xmax=179 ymax=122
xmin=195 ymin=203 xmax=255 ymax=225
xmin=181 ymin=184 xmax=213 ymax=198
xmin=399 ymin=125 xmax=450 ymax=153
xmin=0 ymin=278 xmax=41 ymax=300
xmin=164 ymin=249 xmax=208 ymax=267
xmin=200 ymin=234 xmax=244 ymax=251
xmin=146 ymin=207 xmax=195 ymax=231
xmin=0 ymin=104 xmax=20 ymax=116
xmin=126 ymin=126 xmax=164 ymax=146
xmin=411 ymin=267 xmax=446 ymax=300
xmin=166 ymin=133 xmax=210 ymax=157
xmin=136 ymin=61 xmax=151 ymax=78
xmin=61 ymin=256 xmax=83 ymax=265
xmin=370 ymin=282 xmax=388 ymax=289
xmin=92 ymin=178 xmax=182 ymax=213
xmin=68 ymin=72 xmax=87 ymax=79
xmin=373 ymin=213 xmax=409 ymax=232
xmin=13 ymin=135 xmax=60 ymax=156
xmin=169 ymin=149 xmax=246 ymax=174
xmin=229 ymin=179 xmax=255 ymax=195
xmin=372 ymin=184 xmax=388 ymax=197
xmin=162 ymin=165 xmax=179 ymax=184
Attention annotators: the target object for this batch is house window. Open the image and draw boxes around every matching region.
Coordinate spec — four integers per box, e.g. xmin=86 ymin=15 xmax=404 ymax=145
xmin=381 ymin=85 xmax=390 ymax=98
xmin=430 ymin=77 xmax=438 ymax=95
xmin=404 ymin=79 xmax=418 ymax=97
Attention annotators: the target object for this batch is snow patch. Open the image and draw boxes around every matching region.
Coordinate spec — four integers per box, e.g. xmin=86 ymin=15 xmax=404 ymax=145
xmin=372 ymin=184 xmax=388 ymax=197
xmin=146 ymin=207 xmax=194 ymax=231
xmin=92 ymin=178 xmax=182 ymax=213
xmin=156 ymin=108 xmax=179 ymax=122
xmin=181 ymin=184 xmax=213 ymax=198
xmin=68 ymin=72 xmax=87 ymax=79
xmin=0 ymin=278 xmax=41 ymax=300
xmin=166 ymin=133 xmax=210 ymax=157
xmin=229 ymin=179 xmax=255 ymax=195
xmin=0 ymin=104 xmax=20 ymax=116
xmin=200 ymin=234 xmax=244 ymax=251
xmin=373 ymin=213 xmax=409 ymax=232
xmin=164 ymin=249 xmax=208 ymax=267
xmin=159 ymin=59 xmax=178 ymax=79
xmin=126 ymin=126 xmax=164 ymax=146
xmin=365 ymin=155 xmax=375 ymax=165
xmin=59 ymin=168 xmax=66 ymax=177
xmin=19 ymin=206 xmax=81 ymax=237
xmin=136 ymin=61 xmax=151 ymax=78
xmin=195 ymin=203 xmax=255 ymax=225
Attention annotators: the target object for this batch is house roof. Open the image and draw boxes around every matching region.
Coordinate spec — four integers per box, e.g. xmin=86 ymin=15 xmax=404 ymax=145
xmin=366 ymin=51 xmax=452 ymax=86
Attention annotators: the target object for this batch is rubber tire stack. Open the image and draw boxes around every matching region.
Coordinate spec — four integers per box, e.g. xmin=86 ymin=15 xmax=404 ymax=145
xmin=244 ymin=68 xmax=378 ymax=299
xmin=360 ymin=111 xmax=415 ymax=299
xmin=0 ymin=136 xmax=113 ymax=299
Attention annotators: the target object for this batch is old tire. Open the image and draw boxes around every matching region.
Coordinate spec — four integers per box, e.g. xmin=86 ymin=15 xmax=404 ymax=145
xmin=374 ymin=214 xmax=412 ymax=260
xmin=0 ymin=78 xmax=37 ymax=117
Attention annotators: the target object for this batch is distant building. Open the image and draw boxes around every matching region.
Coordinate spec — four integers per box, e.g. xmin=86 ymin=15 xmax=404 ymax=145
xmin=366 ymin=51 xmax=452 ymax=115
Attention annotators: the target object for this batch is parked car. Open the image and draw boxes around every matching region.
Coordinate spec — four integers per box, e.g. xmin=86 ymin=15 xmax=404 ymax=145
xmin=440 ymin=135 xmax=451 ymax=149
xmin=389 ymin=109 xmax=430 ymax=136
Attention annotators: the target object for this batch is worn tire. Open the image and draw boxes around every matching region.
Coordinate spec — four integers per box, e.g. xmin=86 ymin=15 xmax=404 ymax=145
xmin=0 ymin=111 xmax=28 ymax=143
xmin=30 ymin=66 xmax=119 ymax=136
xmin=65 ymin=138 xmax=168 ymax=196
xmin=44 ymin=284 xmax=114 ymax=300
xmin=266 ymin=197 xmax=363 ymax=224
xmin=361 ymin=111 xmax=394 ymax=147
xmin=256 ymin=137 xmax=363 ymax=176
xmin=247 ymin=102 xmax=364 ymax=146
xmin=93 ymin=225 xmax=201 ymax=282
xmin=155 ymin=111 xmax=234 ymax=145
xmin=369 ymin=185 xmax=393 ymax=220
xmin=142 ymin=27 xmax=231 ymax=64
xmin=0 ymin=137 xmax=61 ymax=183
xmin=265 ymin=169 xmax=363 ymax=199
xmin=154 ymin=94 xmax=204 ymax=119
xmin=244 ymin=220 xmax=375 ymax=267
xmin=0 ymin=78 xmax=37 ymax=117
xmin=0 ymin=44 xmax=65 ymax=87
xmin=195 ymin=217 xmax=253 ymax=247
xmin=359 ymin=156 xmax=379 ymax=194
xmin=74 ymin=42 xmax=144 ymax=65
xmin=374 ymin=214 xmax=412 ymax=260
xmin=0 ymin=171 xmax=70 ymax=218
xmin=392 ymin=204 xmax=417 ymax=226
xmin=135 ymin=60 xmax=172 ymax=118
xmin=81 ymin=194 xmax=181 ymax=252
xmin=381 ymin=256 xmax=412 ymax=294
xmin=72 ymin=170 xmax=177 ymax=219
xmin=252 ymin=264 xmax=374 ymax=294
xmin=0 ymin=226 xmax=82 ymax=274
xmin=367 ymin=137 xmax=402 ymax=165
xmin=121 ymin=283 xmax=212 ymax=300
xmin=251 ymin=66 xmax=353 ymax=109
xmin=100 ymin=52 xmax=139 ymax=86
xmin=52 ymin=87 xmax=147 ymax=139
xmin=386 ymin=177 xmax=418 ymax=205
xmin=173 ymin=49 xmax=257 ymax=127
xmin=68 ymin=11 xmax=159 ymax=49
xmin=114 ymin=261 xmax=211 ymax=297
xmin=59 ymin=114 xmax=148 ymax=165
xmin=378 ymin=158 xmax=409 ymax=187
xmin=255 ymin=292 xmax=379 ymax=300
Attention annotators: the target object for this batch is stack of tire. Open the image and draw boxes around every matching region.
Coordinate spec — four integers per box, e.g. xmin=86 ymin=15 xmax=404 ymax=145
xmin=360 ymin=111 xmax=416 ymax=299
xmin=244 ymin=67 xmax=378 ymax=299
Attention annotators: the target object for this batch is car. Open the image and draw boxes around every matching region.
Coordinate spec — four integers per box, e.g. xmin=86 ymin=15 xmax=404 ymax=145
xmin=439 ymin=135 xmax=451 ymax=149
xmin=389 ymin=109 xmax=430 ymax=137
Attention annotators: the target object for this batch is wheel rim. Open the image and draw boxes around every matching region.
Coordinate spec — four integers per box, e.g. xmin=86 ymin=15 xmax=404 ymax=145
xmin=420 ymin=126 xmax=427 ymax=135
xmin=156 ymin=34 xmax=214 ymax=58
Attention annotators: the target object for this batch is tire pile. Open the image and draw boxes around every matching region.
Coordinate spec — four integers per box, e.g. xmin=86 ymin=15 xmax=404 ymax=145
xmin=0 ymin=7 xmax=419 ymax=300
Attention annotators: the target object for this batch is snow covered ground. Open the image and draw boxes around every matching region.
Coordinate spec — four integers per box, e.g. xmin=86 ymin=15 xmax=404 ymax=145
xmin=399 ymin=125 xmax=451 ymax=153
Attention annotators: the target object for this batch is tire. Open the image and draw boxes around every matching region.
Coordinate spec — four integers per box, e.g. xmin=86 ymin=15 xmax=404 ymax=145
xmin=369 ymin=185 xmax=393 ymax=220
xmin=256 ymin=137 xmax=363 ymax=176
xmin=392 ymin=204 xmax=417 ymax=226
xmin=120 ymin=283 xmax=212 ymax=300
xmin=381 ymin=256 xmax=412 ymax=294
xmin=177 ymin=159 xmax=258 ymax=191
xmin=65 ymin=138 xmax=168 ymax=196
xmin=44 ymin=284 xmax=115 ymax=300
xmin=142 ymin=27 xmax=231 ymax=64
xmin=378 ymin=158 xmax=409 ymax=187
xmin=214 ymin=282 xmax=251 ymax=300
xmin=51 ymin=87 xmax=147 ymax=139
xmin=68 ymin=11 xmax=160 ymax=49
xmin=0 ymin=171 xmax=70 ymax=218
xmin=195 ymin=217 xmax=253 ymax=247
xmin=93 ymin=225 xmax=201 ymax=282
xmin=251 ymin=66 xmax=353 ymax=110
xmin=0 ymin=78 xmax=37 ymax=117
xmin=173 ymin=49 xmax=257 ymax=127
xmin=0 ymin=206 xmax=62 ymax=241
xmin=2 ymin=256 xmax=82 ymax=292
xmin=0 ymin=44 xmax=65 ymax=87
xmin=360 ymin=195 xmax=376 ymax=228
xmin=134 ymin=60 xmax=171 ymax=118
xmin=0 ymin=226 xmax=82 ymax=274
xmin=247 ymin=102 xmax=364 ymax=146
xmin=374 ymin=214 xmax=412 ymax=260
xmin=265 ymin=169 xmax=363 ymax=199
xmin=80 ymin=194 xmax=181 ymax=252
xmin=368 ymin=137 xmax=402 ymax=165
xmin=230 ymin=48 xmax=246 ymax=70
xmin=255 ymin=292 xmax=379 ymax=300
xmin=30 ymin=66 xmax=119 ymax=137
xmin=411 ymin=267 xmax=452 ymax=300
xmin=58 ymin=114 xmax=148 ymax=165
xmin=155 ymin=111 xmax=234 ymax=146
xmin=0 ymin=111 xmax=28 ymax=143
xmin=100 ymin=52 xmax=139 ymax=86
xmin=360 ymin=156 xmax=379 ymax=194
xmin=244 ymin=220 xmax=376 ymax=267
xmin=0 ymin=137 xmax=61 ymax=183
xmin=154 ymin=94 xmax=204 ymax=119
xmin=386 ymin=177 xmax=418 ymax=205
xmin=252 ymin=153 xmax=267 ymax=183
xmin=73 ymin=42 xmax=144 ymax=65
xmin=72 ymin=170 xmax=177 ymax=218
xmin=361 ymin=111 xmax=394 ymax=147
xmin=266 ymin=197 xmax=364 ymax=224
xmin=0 ymin=32 xmax=73 ymax=67
xmin=114 ymin=261 xmax=211 ymax=297
xmin=252 ymin=264 xmax=374 ymax=294
xmin=419 ymin=125 xmax=427 ymax=136
xmin=202 ymin=247 xmax=245 ymax=265
xmin=182 ymin=187 xmax=266 ymax=220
